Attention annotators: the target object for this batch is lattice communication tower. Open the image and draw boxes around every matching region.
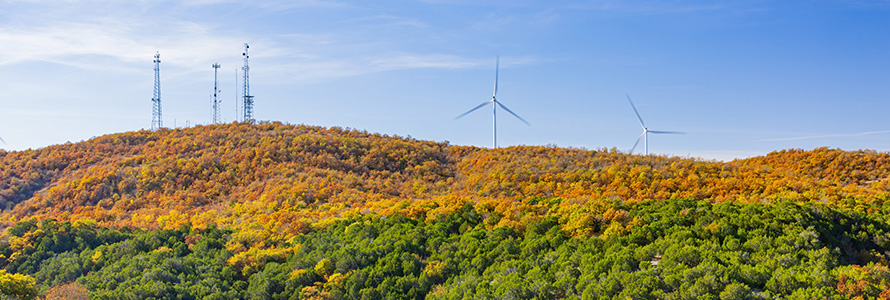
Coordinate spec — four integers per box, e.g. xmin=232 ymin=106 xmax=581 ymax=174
xmin=242 ymin=43 xmax=254 ymax=123
xmin=151 ymin=52 xmax=163 ymax=130
xmin=212 ymin=62 xmax=221 ymax=124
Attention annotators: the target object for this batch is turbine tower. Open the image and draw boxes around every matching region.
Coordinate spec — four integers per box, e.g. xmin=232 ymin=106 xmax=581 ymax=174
xmin=455 ymin=56 xmax=530 ymax=148
xmin=241 ymin=43 xmax=254 ymax=123
xmin=212 ymin=62 xmax=222 ymax=124
xmin=626 ymin=94 xmax=684 ymax=155
xmin=151 ymin=51 xmax=162 ymax=130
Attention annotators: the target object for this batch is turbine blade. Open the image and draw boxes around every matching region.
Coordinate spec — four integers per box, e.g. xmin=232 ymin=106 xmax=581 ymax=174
xmin=0 ymin=136 xmax=5 ymax=145
xmin=626 ymin=94 xmax=646 ymax=129
xmin=495 ymin=101 xmax=530 ymax=125
xmin=648 ymin=130 xmax=685 ymax=134
xmin=630 ymin=133 xmax=644 ymax=154
xmin=493 ymin=56 xmax=499 ymax=98
xmin=455 ymin=101 xmax=493 ymax=120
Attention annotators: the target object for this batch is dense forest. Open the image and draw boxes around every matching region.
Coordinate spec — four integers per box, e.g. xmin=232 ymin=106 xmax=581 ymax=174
xmin=1 ymin=122 xmax=890 ymax=299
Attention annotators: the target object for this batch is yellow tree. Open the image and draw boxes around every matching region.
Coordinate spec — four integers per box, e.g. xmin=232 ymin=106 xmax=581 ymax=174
xmin=44 ymin=282 xmax=90 ymax=300
xmin=0 ymin=270 xmax=36 ymax=300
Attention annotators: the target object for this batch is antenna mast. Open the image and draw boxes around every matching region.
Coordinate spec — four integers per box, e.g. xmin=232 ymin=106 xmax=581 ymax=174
xmin=241 ymin=43 xmax=254 ymax=123
xmin=212 ymin=62 xmax=221 ymax=124
xmin=151 ymin=51 xmax=162 ymax=129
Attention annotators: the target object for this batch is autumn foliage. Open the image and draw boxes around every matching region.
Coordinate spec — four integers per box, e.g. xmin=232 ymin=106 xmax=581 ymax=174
xmin=1 ymin=122 xmax=889 ymax=237
xmin=44 ymin=282 xmax=90 ymax=300
xmin=2 ymin=122 xmax=890 ymax=298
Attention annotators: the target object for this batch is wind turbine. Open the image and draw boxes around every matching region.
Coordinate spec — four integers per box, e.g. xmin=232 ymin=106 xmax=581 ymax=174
xmin=626 ymin=94 xmax=683 ymax=155
xmin=455 ymin=56 xmax=530 ymax=148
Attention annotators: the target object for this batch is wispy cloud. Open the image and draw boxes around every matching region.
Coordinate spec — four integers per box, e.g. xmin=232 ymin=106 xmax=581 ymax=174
xmin=266 ymin=54 xmax=546 ymax=84
xmin=0 ymin=1 xmax=339 ymax=67
xmin=0 ymin=0 xmax=547 ymax=85
xmin=0 ymin=19 xmax=262 ymax=81
xmin=370 ymin=54 xmax=479 ymax=70
xmin=758 ymin=130 xmax=890 ymax=142
xmin=341 ymin=15 xmax=429 ymax=29
xmin=258 ymin=54 xmax=511 ymax=84
xmin=683 ymin=150 xmax=767 ymax=162
xmin=565 ymin=0 xmax=728 ymax=16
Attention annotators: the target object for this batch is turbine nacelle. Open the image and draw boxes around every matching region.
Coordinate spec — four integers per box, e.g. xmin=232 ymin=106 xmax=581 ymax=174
xmin=455 ymin=56 xmax=530 ymax=148
xmin=626 ymin=94 xmax=684 ymax=155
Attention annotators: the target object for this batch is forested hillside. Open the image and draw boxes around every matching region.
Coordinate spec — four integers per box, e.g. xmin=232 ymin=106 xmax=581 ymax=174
xmin=1 ymin=122 xmax=890 ymax=299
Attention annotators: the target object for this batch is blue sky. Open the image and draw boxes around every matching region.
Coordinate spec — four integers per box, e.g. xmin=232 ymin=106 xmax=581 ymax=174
xmin=0 ymin=0 xmax=888 ymax=161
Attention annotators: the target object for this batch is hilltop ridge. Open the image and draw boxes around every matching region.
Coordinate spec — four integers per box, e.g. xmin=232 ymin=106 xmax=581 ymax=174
xmin=1 ymin=122 xmax=889 ymax=236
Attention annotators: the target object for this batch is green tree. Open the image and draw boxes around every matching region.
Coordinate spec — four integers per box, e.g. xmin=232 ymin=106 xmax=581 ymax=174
xmin=315 ymin=258 xmax=335 ymax=279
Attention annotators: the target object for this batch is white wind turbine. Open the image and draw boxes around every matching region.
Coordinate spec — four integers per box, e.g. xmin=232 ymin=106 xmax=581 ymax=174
xmin=627 ymin=94 xmax=684 ymax=155
xmin=455 ymin=57 xmax=530 ymax=148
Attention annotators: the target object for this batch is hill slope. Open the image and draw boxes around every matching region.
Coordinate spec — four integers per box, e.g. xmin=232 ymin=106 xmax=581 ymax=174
xmin=1 ymin=122 xmax=889 ymax=234
xmin=3 ymin=122 xmax=890 ymax=298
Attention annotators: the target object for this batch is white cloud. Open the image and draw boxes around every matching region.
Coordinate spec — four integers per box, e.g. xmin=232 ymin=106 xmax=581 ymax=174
xmin=758 ymin=130 xmax=890 ymax=142
xmin=341 ymin=15 xmax=429 ymax=29
xmin=0 ymin=0 xmax=546 ymax=85
xmin=370 ymin=54 xmax=478 ymax=70
xmin=0 ymin=16 xmax=273 ymax=80
xmin=564 ymin=1 xmax=728 ymax=16
xmin=686 ymin=150 xmax=767 ymax=162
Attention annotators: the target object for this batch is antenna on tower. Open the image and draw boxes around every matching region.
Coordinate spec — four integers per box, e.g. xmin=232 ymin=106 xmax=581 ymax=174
xmin=151 ymin=51 xmax=163 ymax=130
xmin=241 ymin=43 xmax=254 ymax=124
xmin=212 ymin=62 xmax=222 ymax=124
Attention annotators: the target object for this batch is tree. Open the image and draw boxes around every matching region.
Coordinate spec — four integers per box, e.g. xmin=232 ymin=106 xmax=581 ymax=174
xmin=315 ymin=259 xmax=335 ymax=279
xmin=0 ymin=270 xmax=36 ymax=300
xmin=45 ymin=282 xmax=90 ymax=300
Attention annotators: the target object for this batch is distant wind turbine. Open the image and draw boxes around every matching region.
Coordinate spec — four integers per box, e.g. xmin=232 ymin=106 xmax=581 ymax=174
xmin=627 ymin=94 xmax=684 ymax=155
xmin=455 ymin=56 xmax=530 ymax=148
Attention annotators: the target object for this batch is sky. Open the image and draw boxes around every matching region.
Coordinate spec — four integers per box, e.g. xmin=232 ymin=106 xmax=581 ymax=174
xmin=0 ymin=0 xmax=888 ymax=161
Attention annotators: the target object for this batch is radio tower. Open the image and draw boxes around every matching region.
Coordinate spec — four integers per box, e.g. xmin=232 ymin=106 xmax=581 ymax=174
xmin=151 ymin=51 xmax=163 ymax=130
xmin=241 ymin=43 xmax=254 ymax=123
xmin=212 ymin=62 xmax=221 ymax=124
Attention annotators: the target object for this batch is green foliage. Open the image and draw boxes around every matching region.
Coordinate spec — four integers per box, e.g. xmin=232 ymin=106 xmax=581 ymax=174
xmin=2 ymin=198 xmax=890 ymax=298
xmin=314 ymin=258 xmax=334 ymax=279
